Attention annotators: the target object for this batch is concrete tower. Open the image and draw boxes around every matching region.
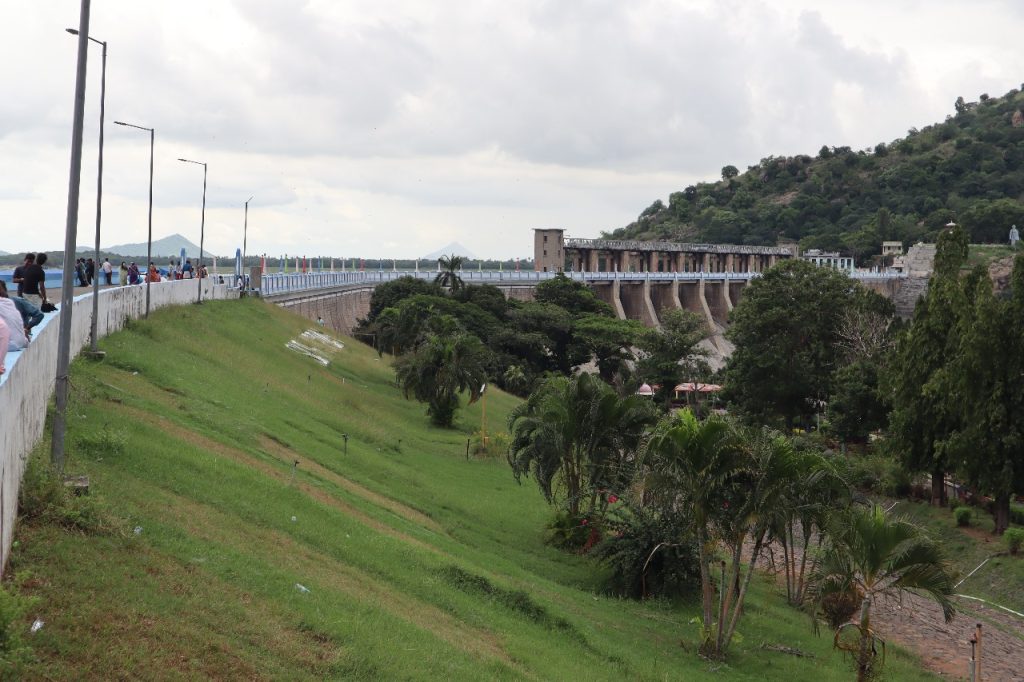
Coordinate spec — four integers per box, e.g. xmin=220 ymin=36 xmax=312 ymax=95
xmin=533 ymin=228 xmax=564 ymax=272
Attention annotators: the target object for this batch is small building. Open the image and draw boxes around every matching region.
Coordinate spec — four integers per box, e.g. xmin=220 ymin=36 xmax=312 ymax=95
xmin=533 ymin=228 xmax=565 ymax=273
xmin=800 ymin=249 xmax=854 ymax=272
xmin=881 ymin=241 xmax=904 ymax=257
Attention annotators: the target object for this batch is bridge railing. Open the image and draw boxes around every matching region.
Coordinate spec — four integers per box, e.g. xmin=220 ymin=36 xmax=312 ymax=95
xmin=259 ymin=269 xmax=905 ymax=296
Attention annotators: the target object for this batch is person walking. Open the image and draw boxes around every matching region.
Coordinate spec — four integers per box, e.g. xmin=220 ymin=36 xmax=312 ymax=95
xmin=20 ymin=252 xmax=48 ymax=308
xmin=75 ymin=259 xmax=87 ymax=287
xmin=85 ymin=258 xmax=95 ymax=285
xmin=119 ymin=261 xmax=129 ymax=286
xmin=102 ymin=258 xmax=113 ymax=285
xmin=128 ymin=262 xmax=141 ymax=285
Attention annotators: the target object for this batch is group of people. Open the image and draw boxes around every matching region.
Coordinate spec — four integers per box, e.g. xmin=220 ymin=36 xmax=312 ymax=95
xmin=1 ymin=252 xmax=49 ymax=375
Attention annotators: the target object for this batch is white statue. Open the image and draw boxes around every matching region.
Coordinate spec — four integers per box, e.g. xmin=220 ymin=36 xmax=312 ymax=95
xmin=1011 ymin=224 xmax=1020 ymax=248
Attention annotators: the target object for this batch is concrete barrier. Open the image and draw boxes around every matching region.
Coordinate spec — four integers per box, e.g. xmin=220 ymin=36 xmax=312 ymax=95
xmin=0 ymin=279 xmax=237 ymax=574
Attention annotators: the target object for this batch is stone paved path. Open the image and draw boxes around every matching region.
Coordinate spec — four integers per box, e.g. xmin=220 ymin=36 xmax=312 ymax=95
xmin=752 ymin=542 xmax=1024 ymax=680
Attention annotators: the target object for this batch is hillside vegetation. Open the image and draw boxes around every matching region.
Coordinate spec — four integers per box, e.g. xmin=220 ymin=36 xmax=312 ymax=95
xmin=609 ymin=88 xmax=1024 ymax=261
xmin=4 ymin=299 xmax=938 ymax=680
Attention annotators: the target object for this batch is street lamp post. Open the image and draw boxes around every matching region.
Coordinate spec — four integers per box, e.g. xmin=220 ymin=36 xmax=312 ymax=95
xmin=52 ymin=0 xmax=93 ymax=472
xmin=243 ymin=195 xmax=253 ymax=290
xmin=114 ymin=121 xmax=154 ymax=316
xmin=66 ymin=27 xmax=106 ymax=354
xmin=178 ymin=158 xmax=207 ymax=302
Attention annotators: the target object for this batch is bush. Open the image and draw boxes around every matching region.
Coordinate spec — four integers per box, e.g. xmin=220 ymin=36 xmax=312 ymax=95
xmin=1004 ymin=528 xmax=1024 ymax=555
xmin=836 ymin=454 xmax=908 ymax=496
xmin=543 ymin=511 xmax=593 ymax=551
xmin=1011 ymin=504 xmax=1024 ymax=526
xmin=590 ymin=508 xmax=701 ymax=600
xmin=954 ymin=506 xmax=972 ymax=527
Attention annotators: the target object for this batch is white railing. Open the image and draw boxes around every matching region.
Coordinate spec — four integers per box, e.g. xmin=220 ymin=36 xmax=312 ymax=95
xmin=258 ymin=268 xmax=906 ymax=297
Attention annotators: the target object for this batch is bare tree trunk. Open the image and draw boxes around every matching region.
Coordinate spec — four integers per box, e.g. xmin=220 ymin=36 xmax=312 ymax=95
xmin=994 ymin=493 xmax=1011 ymax=535
xmin=781 ymin=534 xmax=793 ymax=603
xmin=717 ymin=542 xmax=743 ymax=654
xmin=723 ymin=533 xmax=764 ymax=651
xmin=795 ymin=525 xmax=811 ymax=604
xmin=696 ymin=531 xmax=715 ymax=654
xmin=931 ymin=466 xmax=946 ymax=507
xmin=856 ymin=597 xmax=873 ymax=682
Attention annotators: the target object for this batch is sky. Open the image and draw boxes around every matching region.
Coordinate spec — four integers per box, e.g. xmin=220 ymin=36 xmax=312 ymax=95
xmin=0 ymin=1 xmax=1021 ymax=260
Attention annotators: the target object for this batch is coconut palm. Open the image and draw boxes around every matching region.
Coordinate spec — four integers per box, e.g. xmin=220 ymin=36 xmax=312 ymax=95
xmin=508 ymin=372 xmax=654 ymax=520
xmin=808 ymin=505 xmax=957 ymax=681
xmin=434 ymin=254 xmax=466 ymax=292
xmin=394 ymin=330 xmax=488 ymax=427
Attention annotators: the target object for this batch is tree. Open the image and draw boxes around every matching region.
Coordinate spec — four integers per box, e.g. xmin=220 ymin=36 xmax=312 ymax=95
xmin=949 ymin=255 xmax=1024 ymax=533
xmin=394 ymin=330 xmax=489 ymax=427
xmin=434 ymin=254 xmax=466 ymax=292
xmin=533 ymin=273 xmax=612 ymax=316
xmin=639 ymin=410 xmax=741 ymax=658
xmin=721 ymin=165 xmax=739 ymax=180
xmin=889 ymin=223 xmax=970 ymax=505
xmin=363 ymin=276 xmax=442 ymax=323
xmin=809 ymin=506 xmax=956 ymax=682
xmin=507 ymin=373 xmax=654 ymax=520
xmin=636 ymin=309 xmax=710 ymax=408
xmin=572 ymin=315 xmax=645 ymax=384
xmin=507 ymin=302 xmax=583 ymax=374
xmin=829 ymin=361 xmax=889 ymax=442
xmin=724 ymin=259 xmax=857 ymax=428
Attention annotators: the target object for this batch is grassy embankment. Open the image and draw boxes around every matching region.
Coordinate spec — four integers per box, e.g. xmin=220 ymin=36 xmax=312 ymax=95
xmin=7 ymin=299 xmax=937 ymax=680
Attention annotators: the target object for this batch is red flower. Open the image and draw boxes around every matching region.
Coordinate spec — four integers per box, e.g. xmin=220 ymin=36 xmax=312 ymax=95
xmin=580 ymin=518 xmax=589 ymax=526
xmin=608 ymin=495 xmax=619 ymax=504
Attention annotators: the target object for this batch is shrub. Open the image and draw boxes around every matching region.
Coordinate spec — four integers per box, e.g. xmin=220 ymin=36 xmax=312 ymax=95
xmin=1011 ymin=504 xmax=1024 ymax=526
xmin=591 ymin=508 xmax=701 ymax=600
xmin=1004 ymin=528 xmax=1024 ymax=555
xmin=74 ymin=426 xmax=128 ymax=459
xmin=543 ymin=511 xmax=592 ymax=551
xmin=954 ymin=507 xmax=972 ymax=527
xmin=836 ymin=454 xmax=907 ymax=496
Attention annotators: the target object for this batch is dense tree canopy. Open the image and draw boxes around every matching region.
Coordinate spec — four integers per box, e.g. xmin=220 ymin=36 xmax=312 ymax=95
xmin=607 ymin=88 xmax=1024 ymax=259
xmin=724 ymin=260 xmax=883 ymax=427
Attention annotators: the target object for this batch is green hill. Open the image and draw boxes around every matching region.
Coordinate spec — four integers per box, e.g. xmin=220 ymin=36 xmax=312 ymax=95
xmin=7 ymin=300 xmax=936 ymax=680
xmin=608 ymin=88 xmax=1024 ymax=262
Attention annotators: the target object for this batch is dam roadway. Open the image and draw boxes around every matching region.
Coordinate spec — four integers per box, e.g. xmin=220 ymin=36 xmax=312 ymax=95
xmin=260 ymin=269 xmax=912 ymax=340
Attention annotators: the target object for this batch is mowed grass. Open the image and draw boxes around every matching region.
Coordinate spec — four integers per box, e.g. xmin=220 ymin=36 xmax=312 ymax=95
xmin=8 ymin=299 xmax=938 ymax=680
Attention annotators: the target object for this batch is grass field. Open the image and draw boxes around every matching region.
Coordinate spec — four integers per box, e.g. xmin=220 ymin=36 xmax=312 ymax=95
xmin=6 ymin=299 xmax=939 ymax=680
xmin=886 ymin=499 xmax=1024 ymax=614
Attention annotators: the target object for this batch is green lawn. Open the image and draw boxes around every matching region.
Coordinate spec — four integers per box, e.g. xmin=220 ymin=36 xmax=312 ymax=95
xmin=7 ymin=299 xmax=938 ymax=680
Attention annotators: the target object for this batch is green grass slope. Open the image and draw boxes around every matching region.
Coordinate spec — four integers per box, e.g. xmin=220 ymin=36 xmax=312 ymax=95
xmin=8 ymin=299 xmax=937 ymax=680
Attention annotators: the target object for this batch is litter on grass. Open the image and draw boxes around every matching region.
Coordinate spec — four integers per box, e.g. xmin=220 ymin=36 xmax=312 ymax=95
xmin=295 ymin=583 xmax=311 ymax=594
xmin=30 ymin=619 xmax=43 ymax=633
xmin=133 ymin=526 xmax=143 ymax=535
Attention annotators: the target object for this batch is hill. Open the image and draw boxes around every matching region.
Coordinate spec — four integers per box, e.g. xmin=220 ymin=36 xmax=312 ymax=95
xmin=93 ymin=233 xmax=202 ymax=258
xmin=6 ymin=300 xmax=938 ymax=680
xmin=608 ymin=87 xmax=1024 ymax=263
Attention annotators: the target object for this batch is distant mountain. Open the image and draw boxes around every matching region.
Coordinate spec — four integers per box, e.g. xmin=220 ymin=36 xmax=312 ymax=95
xmin=94 ymin=233 xmax=202 ymax=258
xmin=0 ymin=251 xmax=9 ymax=257
xmin=424 ymin=242 xmax=475 ymax=260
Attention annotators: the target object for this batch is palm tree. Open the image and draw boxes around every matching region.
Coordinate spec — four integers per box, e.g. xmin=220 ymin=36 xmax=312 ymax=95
xmin=508 ymin=372 xmax=654 ymax=520
xmin=434 ymin=254 xmax=465 ymax=292
xmin=639 ymin=409 xmax=740 ymax=657
xmin=808 ymin=505 xmax=957 ymax=682
xmin=394 ymin=330 xmax=488 ymax=427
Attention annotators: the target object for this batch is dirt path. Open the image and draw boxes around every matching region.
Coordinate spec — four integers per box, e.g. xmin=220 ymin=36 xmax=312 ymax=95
xmin=754 ymin=542 xmax=1024 ymax=680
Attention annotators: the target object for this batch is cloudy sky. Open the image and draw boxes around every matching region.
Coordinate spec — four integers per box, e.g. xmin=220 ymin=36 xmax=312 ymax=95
xmin=1 ymin=1 xmax=1020 ymax=260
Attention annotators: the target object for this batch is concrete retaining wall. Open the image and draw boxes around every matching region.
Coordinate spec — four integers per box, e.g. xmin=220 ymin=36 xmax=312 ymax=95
xmin=0 ymin=280 xmax=237 ymax=574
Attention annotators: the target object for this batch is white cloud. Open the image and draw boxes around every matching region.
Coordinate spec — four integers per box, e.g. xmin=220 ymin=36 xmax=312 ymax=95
xmin=0 ymin=0 xmax=1021 ymax=258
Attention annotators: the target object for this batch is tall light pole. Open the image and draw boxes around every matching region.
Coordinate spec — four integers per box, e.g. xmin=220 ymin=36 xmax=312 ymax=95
xmin=178 ymin=158 xmax=207 ymax=302
xmin=52 ymin=0 xmax=93 ymax=473
xmin=114 ymin=121 xmax=154 ymax=316
xmin=67 ymin=28 xmax=106 ymax=353
xmin=243 ymin=195 xmax=253 ymax=290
